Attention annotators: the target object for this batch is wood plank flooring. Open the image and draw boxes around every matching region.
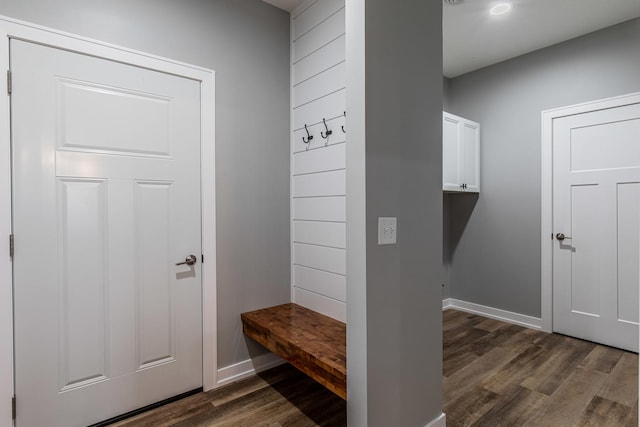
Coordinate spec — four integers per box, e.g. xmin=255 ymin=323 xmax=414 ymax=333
xmin=443 ymin=309 xmax=638 ymax=427
xmin=110 ymin=364 xmax=346 ymax=427
xmin=110 ymin=309 xmax=637 ymax=426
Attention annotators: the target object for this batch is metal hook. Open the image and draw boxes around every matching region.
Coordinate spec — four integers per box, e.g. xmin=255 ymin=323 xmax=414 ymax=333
xmin=341 ymin=111 xmax=346 ymax=133
xmin=302 ymin=124 xmax=314 ymax=144
xmin=321 ymin=118 xmax=333 ymax=139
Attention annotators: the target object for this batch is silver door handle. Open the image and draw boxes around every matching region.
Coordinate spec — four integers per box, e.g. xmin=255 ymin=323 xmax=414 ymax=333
xmin=176 ymin=255 xmax=197 ymax=266
xmin=556 ymin=233 xmax=571 ymax=241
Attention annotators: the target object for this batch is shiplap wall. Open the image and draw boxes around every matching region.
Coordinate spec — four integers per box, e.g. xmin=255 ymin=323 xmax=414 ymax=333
xmin=291 ymin=0 xmax=346 ymax=322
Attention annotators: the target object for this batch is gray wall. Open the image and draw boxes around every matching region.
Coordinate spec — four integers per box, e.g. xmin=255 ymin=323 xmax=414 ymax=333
xmin=347 ymin=0 xmax=443 ymax=424
xmin=445 ymin=18 xmax=640 ymax=316
xmin=0 ymin=0 xmax=291 ymax=367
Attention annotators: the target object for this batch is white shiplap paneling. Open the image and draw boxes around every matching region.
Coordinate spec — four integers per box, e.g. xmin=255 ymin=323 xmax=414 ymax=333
xmin=294 ymin=220 xmax=345 ymax=248
xmin=294 ymin=143 xmax=345 ymax=175
xmin=294 ymin=35 xmax=344 ymax=85
xmin=293 ymin=8 xmax=345 ymax=63
xmin=293 ymin=115 xmax=345 ymax=152
xmin=294 ymin=62 xmax=345 ymax=108
xmin=294 ymin=265 xmax=346 ymax=301
xmin=294 ymin=89 xmax=345 ymax=131
xmin=293 ymin=0 xmax=344 ymax=40
xmin=291 ymin=0 xmax=345 ymax=321
xmin=294 ymin=242 xmax=346 ymax=276
xmin=294 ymin=196 xmax=345 ymax=222
xmin=293 ymin=169 xmax=345 ymax=198
xmin=293 ymin=287 xmax=346 ymax=322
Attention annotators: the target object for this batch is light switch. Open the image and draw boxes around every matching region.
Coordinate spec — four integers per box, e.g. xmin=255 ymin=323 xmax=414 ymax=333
xmin=378 ymin=217 xmax=397 ymax=245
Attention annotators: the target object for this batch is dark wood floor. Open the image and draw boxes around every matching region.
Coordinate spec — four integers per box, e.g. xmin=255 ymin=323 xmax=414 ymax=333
xmin=443 ymin=309 xmax=638 ymax=427
xmin=110 ymin=364 xmax=346 ymax=427
xmin=111 ymin=309 xmax=638 ymax=426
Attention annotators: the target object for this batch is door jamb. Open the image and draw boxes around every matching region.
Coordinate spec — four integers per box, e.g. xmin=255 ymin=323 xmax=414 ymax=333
xmin=0 ymin=15 xmax=217 ymax=427
xmin=540 ymin=91 xmax=640 ymax=334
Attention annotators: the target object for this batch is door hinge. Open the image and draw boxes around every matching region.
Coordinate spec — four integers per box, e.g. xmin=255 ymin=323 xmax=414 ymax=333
xmin=7 ymin=70 xmax=11 ymax=95
xmin=9 ymin=234 xmax=14 ymax=258
xmin=11 ymin=395 xmax=15 ymax=419
xmin=201 ymin=254 xmax=204 ymax=263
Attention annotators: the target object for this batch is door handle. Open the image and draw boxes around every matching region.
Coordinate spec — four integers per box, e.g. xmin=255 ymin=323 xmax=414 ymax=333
xmin=556 ymin=233 xmax=571 ymax=241
xmin=176 ymin=255 xmax=197 ymax=266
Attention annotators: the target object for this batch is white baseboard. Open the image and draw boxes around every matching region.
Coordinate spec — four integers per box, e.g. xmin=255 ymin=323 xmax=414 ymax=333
xmin=216 ymin=352 xmax=285 ymax=387
xmin=425 ymin=412 xmax=446 ymax=427
xmin=443 ymin=298 xmax=542 ymax=330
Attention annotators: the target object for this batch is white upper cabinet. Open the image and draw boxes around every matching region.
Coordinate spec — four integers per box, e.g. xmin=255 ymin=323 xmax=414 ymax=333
xmin=443 ymin=111 xmax=480 ymax=193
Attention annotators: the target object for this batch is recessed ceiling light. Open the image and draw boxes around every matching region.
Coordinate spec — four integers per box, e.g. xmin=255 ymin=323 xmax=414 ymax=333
xmin=490 ymin=3 xmax=512 ymax=15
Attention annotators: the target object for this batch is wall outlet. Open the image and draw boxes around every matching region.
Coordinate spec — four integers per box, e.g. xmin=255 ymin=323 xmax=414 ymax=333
xmin=378 ymin=217 xmax=397 ymax=245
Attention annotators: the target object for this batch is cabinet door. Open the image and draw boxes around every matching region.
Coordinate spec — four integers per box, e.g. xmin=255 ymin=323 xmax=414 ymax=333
xmin=461 ymin=120 xmax=480 ymax=193
xmin=443 ymin=113 xmax=463 ymax=191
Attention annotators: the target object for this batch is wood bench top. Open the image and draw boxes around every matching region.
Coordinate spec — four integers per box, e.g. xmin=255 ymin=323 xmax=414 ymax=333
xmin=241 ymin=303 xmax=346 ymax=399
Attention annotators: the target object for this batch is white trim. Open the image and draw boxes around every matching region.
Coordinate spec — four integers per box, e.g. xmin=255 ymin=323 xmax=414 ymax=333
xmin=289 ymin=8 xmax=296 ymax=304
xmin=540 ymin=92 xmax=640 ymax=335
xmin=216 ymin=353 xmax=285 ymax=387
xmin=0 ymin=23 xmax=12 ymax=427
xmin=0 ymin=15 xmax=217 ymax=426
xmin=444 ymin=299 xmax=542 ymax=330
xmin=442 ymin=298 xmax=453 ymax=310
xmin=425 ymin=413 xmax=447 ymax=427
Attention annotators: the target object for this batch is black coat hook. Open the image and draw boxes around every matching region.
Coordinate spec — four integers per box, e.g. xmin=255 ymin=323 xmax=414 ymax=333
xmin=302 ymin=124 xmax=314 ymax=144
xmin=341 ymin=111 xmax=346 ymax=133
xmin=321 ymin=118 xmax=333 ymax=139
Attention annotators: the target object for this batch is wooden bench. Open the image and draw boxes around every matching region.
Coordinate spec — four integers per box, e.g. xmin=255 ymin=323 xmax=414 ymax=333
xmin=241 ymin=303 xmax=346 ymax=399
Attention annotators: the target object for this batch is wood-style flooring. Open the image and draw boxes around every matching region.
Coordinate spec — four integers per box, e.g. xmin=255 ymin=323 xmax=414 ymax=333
xmin=111 ymin=309 xmax=638 ymax=426
xmin=443 ymin=309 xmax=638 ymax=427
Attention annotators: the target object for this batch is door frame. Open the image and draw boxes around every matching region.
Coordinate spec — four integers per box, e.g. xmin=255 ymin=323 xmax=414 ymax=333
xmin=540 ymin=91 xmax=640 ymax=334
xmin=0 ymin=15 xmax=217 ymax=426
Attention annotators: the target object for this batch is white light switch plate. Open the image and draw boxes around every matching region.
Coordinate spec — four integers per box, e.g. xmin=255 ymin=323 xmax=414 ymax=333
xmin=378 ymin=217 xmax=397 ymax=245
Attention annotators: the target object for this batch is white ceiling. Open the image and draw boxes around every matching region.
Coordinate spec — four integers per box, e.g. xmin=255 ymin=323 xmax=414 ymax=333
xmin=444 ymin=0 xmax=640 ymax=77
xmin=264 ymin=0 xmax=640 ymax=78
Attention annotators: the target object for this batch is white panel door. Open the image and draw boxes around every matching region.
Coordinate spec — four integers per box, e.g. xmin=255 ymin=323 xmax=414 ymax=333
xmin=12 ymin=39 xmax=203 ymax=426
xmin=553 ymin=102 xmax=640 ymax=352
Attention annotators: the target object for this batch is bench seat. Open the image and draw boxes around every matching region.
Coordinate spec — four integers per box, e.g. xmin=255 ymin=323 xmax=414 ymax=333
xmin=241 ymin=303 xmax=346 ymax=399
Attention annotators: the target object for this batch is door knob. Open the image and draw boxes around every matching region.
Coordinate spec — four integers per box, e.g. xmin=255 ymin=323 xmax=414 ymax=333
xmin=556 ymin=233 xmax=571 ymax=241
xmin=176 ymin=255 xmax=197 ymax=266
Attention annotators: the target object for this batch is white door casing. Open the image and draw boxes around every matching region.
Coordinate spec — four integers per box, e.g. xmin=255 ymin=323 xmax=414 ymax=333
xmin=541 ymin=92 xmax=640 ymax=352
xmin=0 ymin=16 xmax=216 ymax=427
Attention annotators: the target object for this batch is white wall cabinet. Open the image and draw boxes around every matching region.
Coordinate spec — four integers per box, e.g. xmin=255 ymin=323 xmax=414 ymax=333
xmin=443 ymin=111 xmax=480 ymax=193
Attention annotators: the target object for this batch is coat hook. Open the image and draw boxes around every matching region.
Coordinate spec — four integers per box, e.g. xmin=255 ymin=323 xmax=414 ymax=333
xmin=341 ymin=111 xmax=346 ymax=133
xmin=321 ymin=118 xmax=333 ymax=139
xmin=302 ymin=124 xmax=314 ymax=144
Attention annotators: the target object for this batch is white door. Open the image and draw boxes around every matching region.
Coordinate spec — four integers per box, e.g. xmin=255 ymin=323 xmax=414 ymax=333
xmin=553 ymin=100 xmax=640 ymax=352
xmin=12 ymin=39 xmax=203 ymax=426
xmin=443 ymin=112 xmax=480 ymax=193
xmin=443 ymin=112 xmax=463 ymax=192
xmin=460 ymin=120 xmax=480 ymax=193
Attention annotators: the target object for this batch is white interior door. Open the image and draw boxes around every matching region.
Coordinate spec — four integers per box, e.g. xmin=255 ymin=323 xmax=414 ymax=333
xmin=12 ymin=39 xmax=203 ymax=426
xmin=553 ymin=101 xmax=640 ymax=352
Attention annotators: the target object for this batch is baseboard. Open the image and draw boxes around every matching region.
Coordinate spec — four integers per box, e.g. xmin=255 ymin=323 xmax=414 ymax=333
xmin=216 ymin=352 xmax=285 ymax=387
xmin=444 ymin=298 xmax=542 ymax=330
xmin=425 ymin=412 xmax=446 ymax=427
